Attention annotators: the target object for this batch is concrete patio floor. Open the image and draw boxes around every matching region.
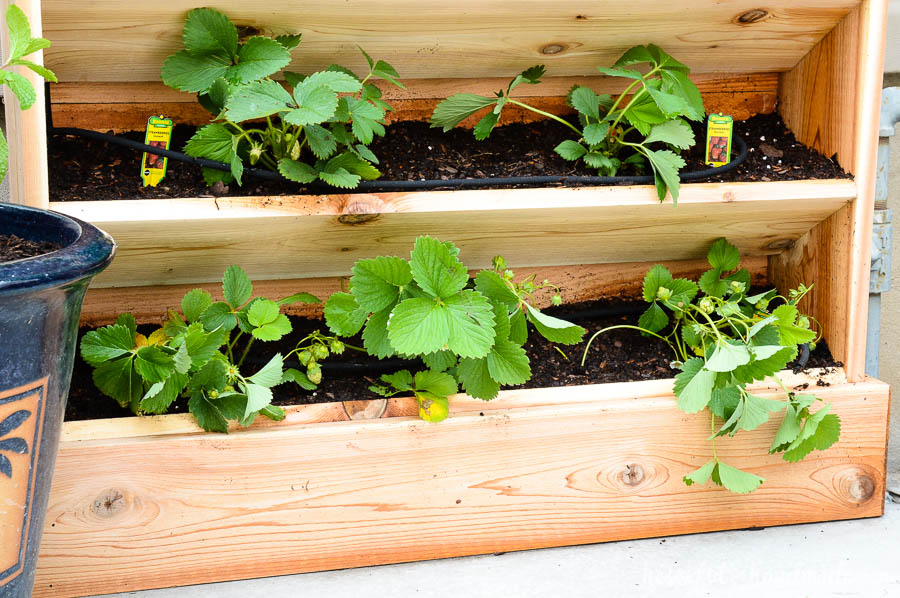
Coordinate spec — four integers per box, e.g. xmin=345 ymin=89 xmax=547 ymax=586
xmin=100 ymin=495 xmax=900 ymax=598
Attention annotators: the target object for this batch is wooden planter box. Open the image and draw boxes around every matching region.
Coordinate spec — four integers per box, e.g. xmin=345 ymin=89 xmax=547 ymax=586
xmin=0 ymin=0 xmax=889 ymax=595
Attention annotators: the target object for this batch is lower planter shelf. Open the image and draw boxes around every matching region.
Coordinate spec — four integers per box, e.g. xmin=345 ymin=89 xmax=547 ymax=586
xmin=35 ymin=369 xmax=888 ymax=597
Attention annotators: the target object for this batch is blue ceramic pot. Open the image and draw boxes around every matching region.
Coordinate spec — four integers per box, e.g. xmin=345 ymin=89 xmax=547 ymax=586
xmin=0 ymin=203 xmax=114 ymax=597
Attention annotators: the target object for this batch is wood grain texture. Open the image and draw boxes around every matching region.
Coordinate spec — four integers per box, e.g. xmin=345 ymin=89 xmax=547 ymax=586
xmin=2 ymin=0 xmax=49 ymax=209
xmin=50 ymin=179 xmax=853 ymax=289
xmin=36 ymin=374 xmax=888 ymax=597
xmin=48 ymin=74 xmax=779 ymax=131
xmin=40 ymin=1 xmax=857 ymax=82
xmin=77 ymin=256 xmax=768 ymax=327
xmin=771 ymin=0 xmax=888 ymax=379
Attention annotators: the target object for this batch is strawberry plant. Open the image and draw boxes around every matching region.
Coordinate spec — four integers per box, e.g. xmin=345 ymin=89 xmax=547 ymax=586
xmin=161 ymin=8 xmax=403 ymax=189
xmin=80 ymin=265 xmax=325 ymax=432
xmin=582 ymin=238 xmax=839 ymax=493
xmin=429 ymin=45 xmax=704 ymax=204
xmin=323 ymin=237 xmax=586 ymax=422
xmin=0 ymin=3 xmax=57 ymax=182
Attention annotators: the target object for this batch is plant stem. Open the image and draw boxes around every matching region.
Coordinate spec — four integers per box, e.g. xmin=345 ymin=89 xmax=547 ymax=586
xmin=507 ymin=99 xmax=583 ymax=136
xmin=581 ymin=324 xmax=676 ymax=366
xmin=237 ymin=338 xmax=256 ymax=368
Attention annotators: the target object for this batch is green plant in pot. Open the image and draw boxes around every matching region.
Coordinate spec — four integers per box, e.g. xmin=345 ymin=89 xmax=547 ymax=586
xmin=0 ymin=6 xmax=115 ymax=596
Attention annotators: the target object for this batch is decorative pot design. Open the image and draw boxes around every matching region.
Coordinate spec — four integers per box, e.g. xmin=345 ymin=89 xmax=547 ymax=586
xmin=0 ymin=203 xmax=114 ymax=597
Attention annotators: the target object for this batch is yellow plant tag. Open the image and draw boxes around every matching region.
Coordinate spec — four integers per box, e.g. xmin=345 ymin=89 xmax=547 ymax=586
xmin=141 ymin=116 xmax=174 ymax=187
xmin=705 ymin=114 xmax=734 ymax=167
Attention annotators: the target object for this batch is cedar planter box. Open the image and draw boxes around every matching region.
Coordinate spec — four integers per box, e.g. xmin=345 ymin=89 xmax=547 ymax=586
xmin=2 ymin=0 xmax=888 ymax=595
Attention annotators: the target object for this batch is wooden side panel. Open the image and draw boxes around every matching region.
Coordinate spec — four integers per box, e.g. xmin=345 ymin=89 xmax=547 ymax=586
xmin=772 ymin=0 xmax=887 ymax=379
xmin=40 ymin=1 xmax=857 ymax=83
xmin=77 ymin=256 xmax=768 ymax=327
xmin=36 ymin=378 xmax=888 ymax=597
xmin=48 ymin=74 xmax=779 ymax=132
xmin=1 ymin=0 xmax=49 ymax=209
xmin=51 ymin=179 xmax=854 ymax=289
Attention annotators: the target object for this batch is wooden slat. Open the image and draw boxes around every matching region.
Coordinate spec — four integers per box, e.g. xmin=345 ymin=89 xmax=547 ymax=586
xmin=36 ymin=375 xmax=888 ymax=597
xmin=77 ymin=256 xmax=768 ymax=327
xmin=770 ymin=0 xmax=887 ymax=379
xmin=1 ymin=0 xmax=49 ymax=209
xmin=47 ymin=74 xmax=779 ymax=131
xmin=57 ymin=367 xmax=847 ymax=442
xmin=40 ymin=1 xmax=857 ymax=83
xmin=51 ymin=180 xmax=854 ymax=290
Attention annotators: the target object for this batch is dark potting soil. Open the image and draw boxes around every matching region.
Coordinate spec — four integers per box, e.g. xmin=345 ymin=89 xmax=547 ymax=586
xmin=47 ymin=113 xmax=849 ymax=202
xmin=0 ymin=234 xmax=60 ymax=263
xmin=64 ymin=297 xmax=842 ymax=422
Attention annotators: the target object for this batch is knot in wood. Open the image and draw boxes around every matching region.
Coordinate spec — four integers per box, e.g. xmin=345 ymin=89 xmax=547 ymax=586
xmin=92 ymin=489 xmax=127 ymax=518
xmin=343 ymin=399 xmax=388 ymax=420
xmin=849 ymin=474 xmax=876 ymax=502
xmin=236 ymin=25 xmax=264 ymax=40
xmin=338 ymin=199 xmax=382 ymax=224
xmin=736 ymin=9 xmax=769 ymax=24
xmin=621 ymin=463 xmax=645 ymax=486
xmin=541 ymin=44 xmax=566 ymax=55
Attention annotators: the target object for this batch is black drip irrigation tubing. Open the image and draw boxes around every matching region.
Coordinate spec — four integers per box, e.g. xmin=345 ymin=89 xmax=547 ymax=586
xmin=49 ymin=126 xmax=748 ymax=193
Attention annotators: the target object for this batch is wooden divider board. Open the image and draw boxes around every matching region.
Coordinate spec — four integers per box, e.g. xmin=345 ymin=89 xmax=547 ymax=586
xmin=40 ymin=1 xmax=858 ymax=83
xmin=35 ymin=373 xmax=888 ymax=597
xmin=51 ymin=179 xmax=855 ymax=289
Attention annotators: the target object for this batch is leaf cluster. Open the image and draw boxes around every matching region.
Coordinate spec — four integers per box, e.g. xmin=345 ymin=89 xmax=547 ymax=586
xmin=162 ymin=8 xmax=403 ymax=189
xmin=429 ymin=45 xmax=704 ymax=203
xmin=324 ymin=237 xmax=586 ymax=421
xmin=80 ymin=265 xmax=319 ymax=432
xmin=0 ymin=5 xmax=57 ymax=182
xmin=584 ymin=238 xmax=838 ymax=493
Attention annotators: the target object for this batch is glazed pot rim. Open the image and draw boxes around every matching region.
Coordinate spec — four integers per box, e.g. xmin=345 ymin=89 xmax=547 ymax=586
xmin=0 ymin=203 xmax=116 ymax=296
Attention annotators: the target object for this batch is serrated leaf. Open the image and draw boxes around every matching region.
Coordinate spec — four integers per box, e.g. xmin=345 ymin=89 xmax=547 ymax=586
xmin=247 ymin=299 xmax=280 ymax=327
xmin=732 ymin=346 xmax=796 ymax=385
xmin=698 ymin=269 xmax=727 ymax=298
xmin=736 ymin=393 xmax=785 ymax=432
xmin=179 ymin=289 xmax=212 ymax=323
xmin=351 ymin=256 xmax=413 ymax=313
xmin=409 ymin=236 xmax=469 ymax=299
xmin=475 ymin=270 xmax=519 ymax=309
xmin=286 ymin=84 xmax=338 ymax=125
xmin=414 ymin=370 xmax=458 ymax=398
xmin=325 ymin=152 xmax=380 ymax=181
xmin=8 ymin=58 xmax=56 ymax=84
xmin=275 ymin=33 xmax=302 ymax=50
xmin=361 ymin=308 xmax=393 ymax=359
xmin=93 ymin=356 xmax=142 ymax=409
xmin=673 ymin=358 xmax=715 ymax=413
xmin=583 ymin=122 xmax=609 ymax=146
xmin=770 ymin=404 xmax=802 ymax=453
xmin=783 ymin=404 xmax=835 ymax=462
xmin=182 ymin=7 xmax=238 ymax=58
xmin=161 ymin=51 xmax=230 ymax=93
xmin=525 ymin=304 xmax=585 ymax=345
xmin=282 ymin=368 xmax=317 ymax=391
xmin=683 ymin=460 xmax=716 ymax=487
xmin=639 ymin=302 xmax=668 ymax=333
xmin=304 ymin=124 xmax=337 ymax=160
xmin=643 ymin=264 xmax=673 ymax=302
xmin=222 ymin=78 xmax=293 ymax=121
xmin=252 ymin=314 xmax=292 ymax=341
xmin=715 ymin=462 xmax=764 ymax=494
xmin=458 ymin=357 xmax=500 ymax=400
xmin=220 ymin=268 xmax=251 ymax=311
xmin=569 ymin=86 xmax=600 ymax=120
xmin=644 ymin=119 xmax=694 ymax=149
xmin=583 ymin=152 xmax=614 ymax=170
xmin=509 ymin=310 xmax=528 ymax=345
xmin=183 ymin=324 xmax=227 ymax=368
xmin=381 ymin=369 xmax=413 ymax=391
xmin=189 ymin=359 xmax=228 ymax=393
xmin=388 ymin=297 xmax=450 ymax=355
xmin=474 ymin=111 xmax=500 ymax=140
xmin=318 ymin=165 xmax=360 ymax=189
xmin=185 ymin=124 xmax=234 ymax=162
xmin=554 ymin=139 xmax=588 ymax=161
xmin=660 ymin=70 xmax=704 ymax=121
xmin=228 ymin=36 xmax=292 ymax=84
xmin=706 ymin=341 xmax=751 ymax=372
xmin=134 ymin=346 xmax=175 ymax=384
xmin=646 ymin=86 xmax=687 ymax=116
xmin=707 ymin=238 xmax=740 ymax=271
xmin=199 ymin=302 xmax=237 ymax=333
xmin=5 ymin=5 xmax=32 ymax=61
xmin=300 ymin=70 xmax=362 ymax=93
xmin=278 ymin=159 xmax=319 ymax=183
xmin=141 ymin=372 xmax=189 ymax=414
xmin=324 ymin=292 xmax=368 ymax=336
xmin=430 ymin=93 xmax=497 ymax=131
xmin=423 ymin=350 xmax=457 ymax=372
xmin=277 ymin=292 xmax=320 ymax=306
xmin=708 ymin=386 xmax=741 ymax=419
xmin=248 ymin=353 xmax=284 ymax=387
xmin=613 ymin=45 xmax=655 ymax=67
xmin=188 ymin=392 xmax=229 ymax=433
xmin=596 ymin=66 xmax=643 ymax=80
xmin=444 ymin=291 xmax=496 ymax=358
xmin=80 ymin=324 xmax=135 ymax=366
xmin=773 ymin=304 xmax=817 ymax=346
xmin=645 ymin=148 xmax=685 ymax=203
xmin=417 ymin=392 xmax=450 ymax=422
xmin=372 ymin=59 xmax=403 ymax=87
xmin=508 ymin=64 xmax=545 ymax=92
xmin=486 ymin=340 xmax=531 ymax=385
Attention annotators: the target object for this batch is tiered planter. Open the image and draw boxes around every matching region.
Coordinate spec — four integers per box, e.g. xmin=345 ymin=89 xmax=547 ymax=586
xmin=4 ymin=0 xmax=889 ymax=596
